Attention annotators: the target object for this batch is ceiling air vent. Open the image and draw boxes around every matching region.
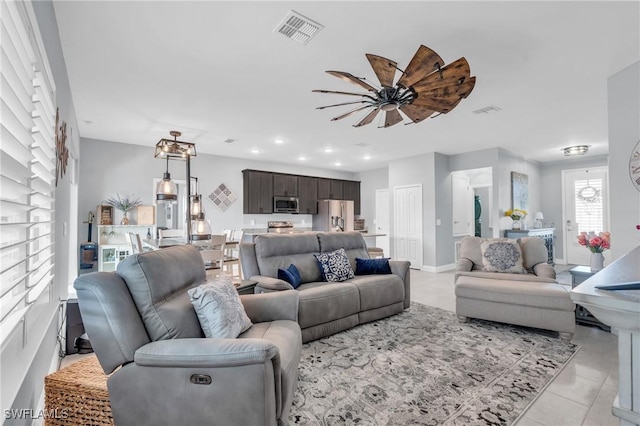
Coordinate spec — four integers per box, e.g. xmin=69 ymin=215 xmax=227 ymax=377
xmin=274 ymin=10 xmax=323 ymax=45
xmin=472 ymin=105 xmax=502 ymax=115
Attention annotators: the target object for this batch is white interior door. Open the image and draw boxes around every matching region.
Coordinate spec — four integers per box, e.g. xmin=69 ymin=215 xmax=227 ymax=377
xmin=563 ymin=167 xmax=609 ymax=265
xmin=452 ymin=173 xmax=473 ymax=236
xmin=394 ymin=185 xmax=423 ymax=269
xmin=374 ymin=189 xmax=390 ymax=256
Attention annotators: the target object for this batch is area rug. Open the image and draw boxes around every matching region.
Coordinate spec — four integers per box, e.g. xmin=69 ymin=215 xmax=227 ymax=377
xmin=289 ymin=303 xmax=579 ymax=425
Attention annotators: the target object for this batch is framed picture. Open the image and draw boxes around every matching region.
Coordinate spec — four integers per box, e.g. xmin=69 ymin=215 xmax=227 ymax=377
xmin=137 ymin=205 xmax=155 ymax=225
xmin=511 ymin=172 xmax=529 ymax=211
xmin=97 ymin=205 xmax=113 ymax=225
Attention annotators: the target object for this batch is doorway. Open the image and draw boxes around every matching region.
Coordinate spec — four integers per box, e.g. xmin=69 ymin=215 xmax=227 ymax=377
xmin=374 ymin=189 xmax=390 ymax=256
xmin=393 ymin=184 xmax=423 ymax=269
xmin=563 ymin=167 xmax=609 ymax=265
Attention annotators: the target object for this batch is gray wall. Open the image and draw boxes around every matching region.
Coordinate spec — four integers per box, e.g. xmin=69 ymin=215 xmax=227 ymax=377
xmin=608 ymin=61 xmax=640 ymax=260
xmin=78 ymin=138 xmax=355 ymax=242
xmin=354 ymin=167 xmax=388 ymax=227
xmin=539 ymin=155 xmax=609 ymax=260
xmin=4 ymin=0 xmax=81 ymax=416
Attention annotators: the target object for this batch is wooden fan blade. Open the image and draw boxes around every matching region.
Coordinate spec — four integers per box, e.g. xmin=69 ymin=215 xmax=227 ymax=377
xmin=382 ymin=109 xmax=403 ymax=128
xmin=331 ymin=105 xmax=374 ymax=121
xmin=366 ymin=54 xmax=397 ymax=88
xmin=326 ymin=71 xmax=378 ymax=92
xmin=399 ymin=104 xmax=435 ymax=123
xmin=317 ymin=100 xmax=371 ymax=110
xmin=410 ymin=94 xmax=462 ymax=113
xmin=412 ymin=58 xmax=471 ymax=92
xmin=415 ymin=76 xmax=476 ymax=100
xmin=313 ymin=89 xmax=376 ymax=100
xmin=397 ymin=45 xmax=444 ymax=89
xmin=353 ymin=108 xmax=380 ymax=127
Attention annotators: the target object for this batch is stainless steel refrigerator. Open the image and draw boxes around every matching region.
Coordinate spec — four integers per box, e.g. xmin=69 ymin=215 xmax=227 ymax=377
xmin=313 ymin=200 xmax=354 ymax=232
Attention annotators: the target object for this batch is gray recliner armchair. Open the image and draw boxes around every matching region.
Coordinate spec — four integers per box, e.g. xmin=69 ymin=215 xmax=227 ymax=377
xmin=74 ymin=245 xmax=302 ymax=426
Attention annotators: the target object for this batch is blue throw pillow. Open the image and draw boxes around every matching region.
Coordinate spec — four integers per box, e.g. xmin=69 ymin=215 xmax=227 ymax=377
xmin=355 ymin=257 xmax=392 ymax=275
xmin=314 ymin=248 xmax=355 ymax=282
xmin=277 ymin=264 xmax=302 ymax=289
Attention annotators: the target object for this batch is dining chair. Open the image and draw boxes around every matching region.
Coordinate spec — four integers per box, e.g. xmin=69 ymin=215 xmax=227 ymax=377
xmin=201 ymin=234 xmax=226 ymax=280
xmin=223 ymin=230 xmax=243 ymax=279
xmin=127 ymin=232 xmax=143 ymax=254
xmin=159 ymin=228 xmax=184 ymax=239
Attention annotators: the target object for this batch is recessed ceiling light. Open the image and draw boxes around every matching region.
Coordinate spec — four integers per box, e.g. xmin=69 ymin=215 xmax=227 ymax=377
xmin=251 ymin=149 xmax=260 ymax=154
xmin=84 ymin=120 xmax=94 ymax=124
xmin=563 ymin=145 xmax=589 ymax=156
xmin=363 ymin=155 xmax=371 ymax=160
xmin=274 ymin=139 xmax=284 ymax=145
xmin=334 ymin=161 xmax=341 ymax=166
xmin=298 ymin=156 xmax=306 ymax=161
xmin=324 ymin=148 xmax=333 ymax=153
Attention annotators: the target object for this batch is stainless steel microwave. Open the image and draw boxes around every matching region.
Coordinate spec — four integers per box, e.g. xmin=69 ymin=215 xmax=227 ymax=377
xmin=273 ymin=197 xmax=299 ymax=213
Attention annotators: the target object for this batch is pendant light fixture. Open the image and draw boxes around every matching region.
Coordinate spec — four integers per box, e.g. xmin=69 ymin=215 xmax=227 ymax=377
xmin=156 ymin=156 xmax=178 ymax=203
xmin=189 ymin=176 xmax=211 ymax=240
xmin=154 ymin=130 xmax=199 ymax=242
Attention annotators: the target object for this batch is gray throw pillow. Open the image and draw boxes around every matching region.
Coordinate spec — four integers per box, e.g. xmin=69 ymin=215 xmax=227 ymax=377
xmin=480 ymin=239 xmax=526 ymax=273
xmin=314 ymin=248 xmax=355 ymax=282
xmin=188 ymin=274 xmax=252 ymax=338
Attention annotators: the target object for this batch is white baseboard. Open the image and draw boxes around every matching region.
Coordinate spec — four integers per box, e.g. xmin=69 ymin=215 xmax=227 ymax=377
xmin=421 ymin=263 xmax=456 ymax=273
xmin=555 ymin=258 xmax=567 ymax=265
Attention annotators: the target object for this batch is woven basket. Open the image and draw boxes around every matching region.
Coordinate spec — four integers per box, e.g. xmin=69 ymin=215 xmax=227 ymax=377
xmin=44 ymin=355 xmax=114 ymax=425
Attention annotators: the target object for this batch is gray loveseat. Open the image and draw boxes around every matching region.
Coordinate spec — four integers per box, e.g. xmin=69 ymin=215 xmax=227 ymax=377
xmin=240 ymin=232 xmax=411 ymax=343
xmin=74 ymin=245 xmax=301 ymax=426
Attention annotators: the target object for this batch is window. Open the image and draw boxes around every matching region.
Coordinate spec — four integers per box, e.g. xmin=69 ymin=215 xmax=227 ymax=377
xmin=574 ymin=178 xmax=604 ymax=234
xmin=1 ymin=0 xmax=56 ymax=345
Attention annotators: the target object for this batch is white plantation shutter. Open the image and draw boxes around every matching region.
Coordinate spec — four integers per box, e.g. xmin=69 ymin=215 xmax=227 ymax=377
xmin=0 ymin=0 xmax=56 ymax=345
xmin=574 ymin=178 xmax=604 ymax=234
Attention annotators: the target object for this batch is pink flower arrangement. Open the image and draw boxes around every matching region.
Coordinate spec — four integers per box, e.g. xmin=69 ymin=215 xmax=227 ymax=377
xmin=577 ymin=231 xmax=611 ymax=253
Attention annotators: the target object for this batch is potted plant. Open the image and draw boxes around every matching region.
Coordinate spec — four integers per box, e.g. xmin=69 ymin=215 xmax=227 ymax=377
xmin=504 ymin=209 xmax=527 ymax=230
xmin=105 ymin=194 xmax=142 ymax=225
xmin=577 ymin=231 xmax=611 ymax=272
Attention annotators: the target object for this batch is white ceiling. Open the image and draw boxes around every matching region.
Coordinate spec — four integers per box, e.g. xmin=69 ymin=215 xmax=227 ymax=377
xmin=52 ymin=1 xmax=639 ymax=172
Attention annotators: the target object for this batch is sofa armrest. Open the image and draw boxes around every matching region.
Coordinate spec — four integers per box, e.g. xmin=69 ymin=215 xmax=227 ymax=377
xmin=240 ymin=290 xmax=299 ymax=323
xmin=456 ymin=258 xmax=473 ymax=272
xmin=134 ymin=338 xmax=278 ymax=368
xmin=533 ymin=263 xmax=556 ymax=280
xmin=250 ymin=275 xmax=294 ymax=292
xmin=389 ymin=260 xmax=411 ymax=309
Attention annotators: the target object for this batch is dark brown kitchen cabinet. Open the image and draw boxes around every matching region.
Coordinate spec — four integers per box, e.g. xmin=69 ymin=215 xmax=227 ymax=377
xmin=298 ymin=176 xmax=318 ymax=214
xmin=317 ymin=178 xmax=344 ymax=200
xmin=273 ymin=174 xmax=298 ymax=197
xmin=342 ymin=180 xmax=361 ymax=215
xmin=243 ymin=170 xmax=273 ymax=214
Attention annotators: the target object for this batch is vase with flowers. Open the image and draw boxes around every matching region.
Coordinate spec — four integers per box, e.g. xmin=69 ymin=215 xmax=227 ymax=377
xmin=577 ymin=231 xmax=611 ymax=272
xmin=504 ymin=209 xmax=527 ymax=230
xmin=105 ymin=194 xmax=142 ymax=225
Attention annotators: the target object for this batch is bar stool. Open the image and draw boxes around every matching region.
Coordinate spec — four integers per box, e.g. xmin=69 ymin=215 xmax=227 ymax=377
xmin=368 ymin=247 xmax=384 ymax=258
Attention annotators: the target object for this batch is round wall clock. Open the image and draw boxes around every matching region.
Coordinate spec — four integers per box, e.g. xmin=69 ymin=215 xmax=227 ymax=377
xmin=630 ymin=140 xmax=640 ymax=192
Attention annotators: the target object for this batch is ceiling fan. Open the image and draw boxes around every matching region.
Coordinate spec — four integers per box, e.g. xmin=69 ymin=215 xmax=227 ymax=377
xmin=313 ymin=45 xmax=476 ymax=128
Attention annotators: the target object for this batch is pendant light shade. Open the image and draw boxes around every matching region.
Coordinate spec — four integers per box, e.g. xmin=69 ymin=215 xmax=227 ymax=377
xmin=190 ymin=194 xmax=203 ymax=218
xmin=156 ymin=158 xmax=177 ymax=203
xmin=191 ymin=212 xmax=212 ymax=240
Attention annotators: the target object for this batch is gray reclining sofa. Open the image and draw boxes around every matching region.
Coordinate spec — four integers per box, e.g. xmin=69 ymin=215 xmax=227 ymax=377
xmin=240 ymin=232 xmax=411 ymax=343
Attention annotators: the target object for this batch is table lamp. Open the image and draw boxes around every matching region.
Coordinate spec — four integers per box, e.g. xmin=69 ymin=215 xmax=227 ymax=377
xmin=534 ymin=212 xmax=544 ymax=228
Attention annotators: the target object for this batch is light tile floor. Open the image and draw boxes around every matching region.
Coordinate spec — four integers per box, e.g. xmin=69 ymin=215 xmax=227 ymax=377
xmin=410 ymin=268 xmax=619 ymax=426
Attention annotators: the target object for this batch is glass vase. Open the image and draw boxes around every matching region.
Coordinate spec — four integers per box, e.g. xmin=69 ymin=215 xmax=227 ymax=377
xmin=511 ymin=220 xmax=521 ymax=230
xmin=590 ymin=252 xmax=604 ymax=272
xmin=120 ymin=212 xmax=129 ymax=225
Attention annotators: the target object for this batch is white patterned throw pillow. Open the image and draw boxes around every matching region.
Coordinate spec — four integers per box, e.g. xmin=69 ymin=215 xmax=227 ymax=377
xmin=314 ymin=248 xmax=355 ymax=282
xmin=188 ymin=274 xmax=252 ymax=338
xmin=480 ymin=239 xmax=526 ymax=274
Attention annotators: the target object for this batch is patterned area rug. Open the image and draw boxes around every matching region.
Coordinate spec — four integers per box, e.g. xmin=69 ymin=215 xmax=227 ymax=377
xmin=290 ymin=303 xmax=579 ymax=425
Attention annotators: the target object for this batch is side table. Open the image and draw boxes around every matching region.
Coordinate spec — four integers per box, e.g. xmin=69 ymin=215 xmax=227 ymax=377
xmin=569 ymin=266 xmax=611 ymax=332
xmin=234 ymin=279 xmax=258 ymax=295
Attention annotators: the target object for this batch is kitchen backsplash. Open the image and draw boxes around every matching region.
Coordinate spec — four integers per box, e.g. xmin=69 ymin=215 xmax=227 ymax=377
xmin=243 ymin=213 xmax=314 ymax=229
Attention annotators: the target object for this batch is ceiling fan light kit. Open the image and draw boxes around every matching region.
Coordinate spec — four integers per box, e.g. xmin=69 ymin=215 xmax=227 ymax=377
xmin=314 ymin=44 xmax=476 ymax=128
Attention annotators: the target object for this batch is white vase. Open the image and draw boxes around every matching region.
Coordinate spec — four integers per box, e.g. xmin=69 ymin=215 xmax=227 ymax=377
xmin=590 ymin=252 xmax=604 ymax=272
xmin=512 ymin=220 xmax=521 ymax=230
